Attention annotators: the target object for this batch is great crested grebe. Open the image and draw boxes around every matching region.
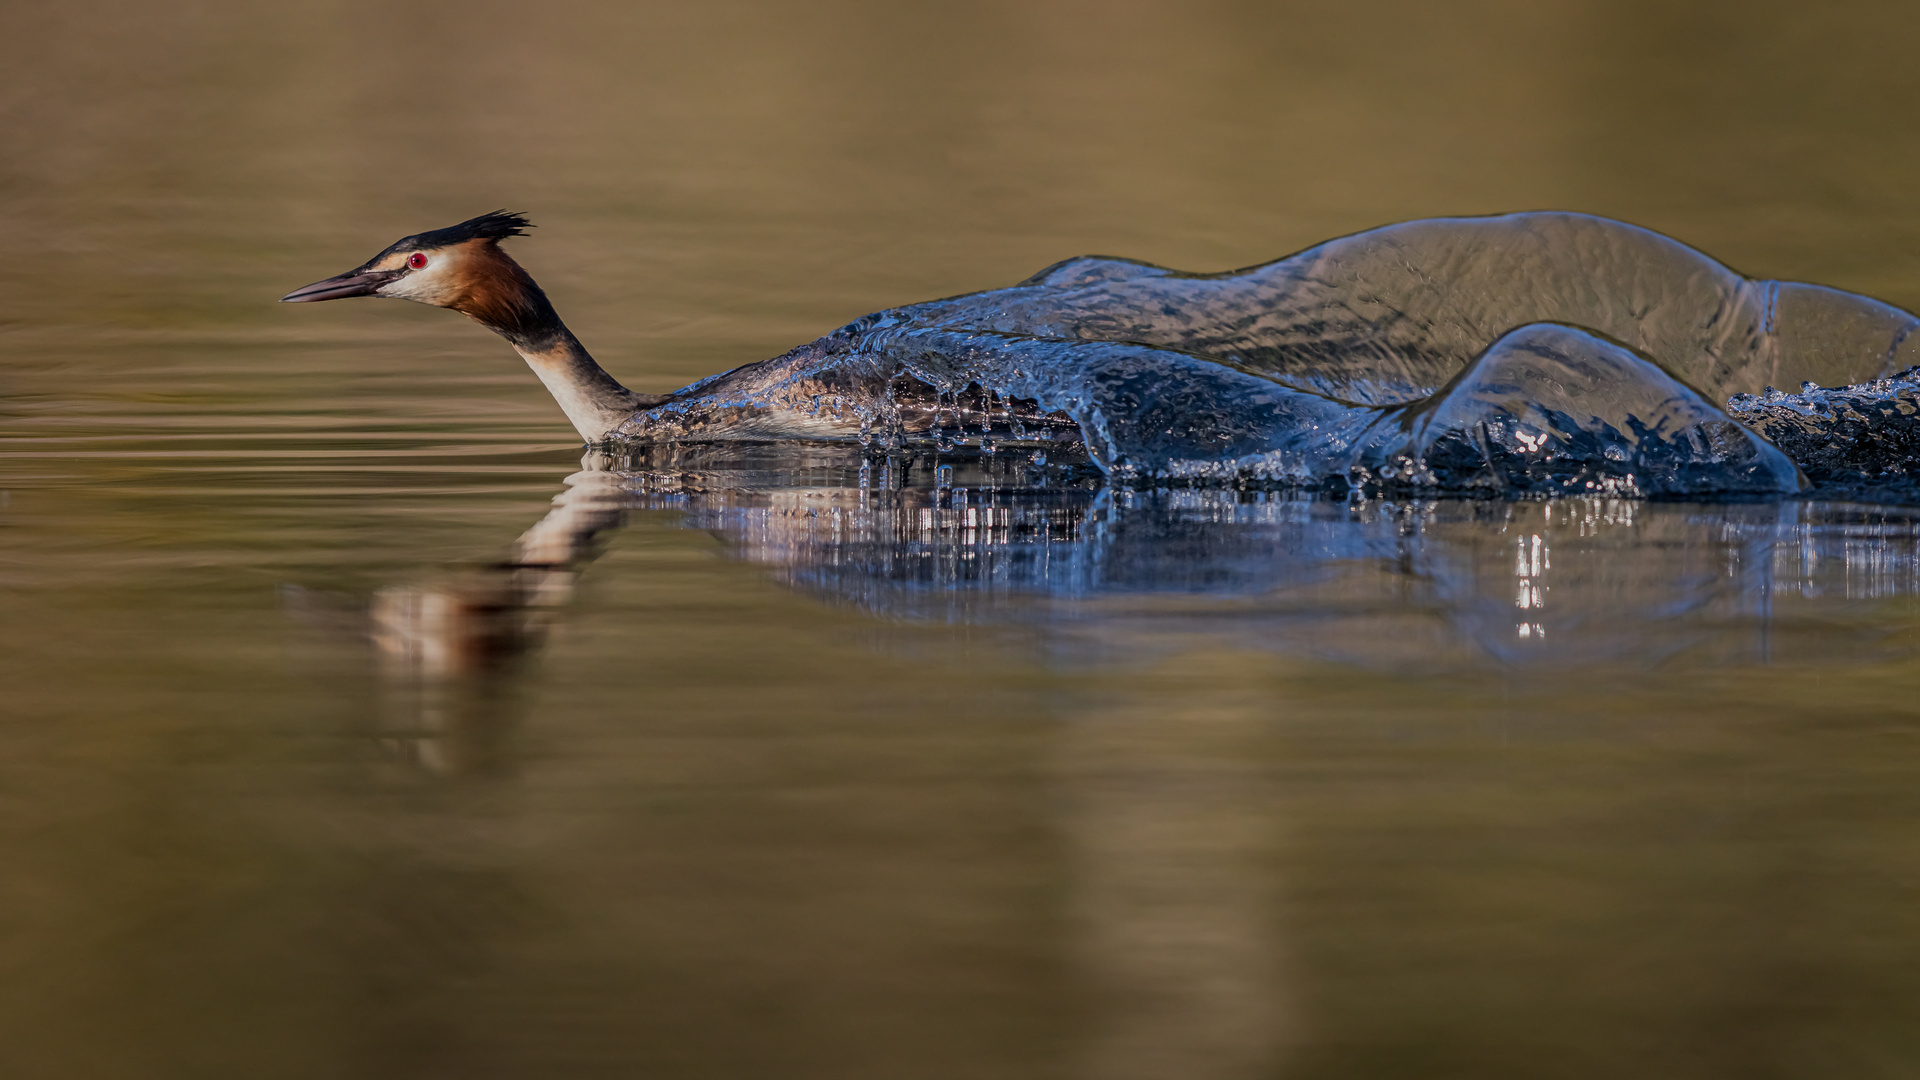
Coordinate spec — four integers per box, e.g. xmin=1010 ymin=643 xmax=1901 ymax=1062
xmin=282 ymin=211 xmax=664 ymax=442
xmin=283 ymin=210 xmax=1920 ymax=496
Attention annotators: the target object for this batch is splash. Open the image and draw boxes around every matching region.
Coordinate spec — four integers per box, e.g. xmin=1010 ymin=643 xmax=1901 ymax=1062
xmin=615 ymin=213 xmax=1920 ymax=499
xmin=1728 ymin=370 xmax=1920 ymax=501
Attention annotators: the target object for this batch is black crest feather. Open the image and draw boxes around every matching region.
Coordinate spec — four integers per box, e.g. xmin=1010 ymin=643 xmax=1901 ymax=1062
xmin=397 ymin=210 xmax=534 ymax=252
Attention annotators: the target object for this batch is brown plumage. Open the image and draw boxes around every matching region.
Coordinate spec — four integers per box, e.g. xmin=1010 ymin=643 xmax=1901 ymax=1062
xmin=439 ymin=238 xmax=564 ymax=349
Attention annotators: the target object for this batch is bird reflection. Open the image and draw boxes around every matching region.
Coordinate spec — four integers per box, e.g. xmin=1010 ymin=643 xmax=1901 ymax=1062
xmin=370 ymin=468 xmax=629 ymax=678
xmin=371 ymin=445 xmax=1920 ymax=671
xmin=358 ymin=466 xmax=631 ymax=774
xmin=354 ymin=444 xmax=1920 ymax=774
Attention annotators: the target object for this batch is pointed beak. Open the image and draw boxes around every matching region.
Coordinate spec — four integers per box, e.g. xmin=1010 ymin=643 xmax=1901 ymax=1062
xmin=280 ymin=268 xmax=403 ymax=303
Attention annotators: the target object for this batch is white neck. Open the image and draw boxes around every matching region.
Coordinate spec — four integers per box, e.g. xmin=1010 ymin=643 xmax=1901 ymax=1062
xmin=512 ymin=332 xmax=659 ymax=442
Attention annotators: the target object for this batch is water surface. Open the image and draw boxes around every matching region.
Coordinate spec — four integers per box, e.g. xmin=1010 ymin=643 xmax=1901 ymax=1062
xmin=9 ymin=1 xmax=1920 ymax=1078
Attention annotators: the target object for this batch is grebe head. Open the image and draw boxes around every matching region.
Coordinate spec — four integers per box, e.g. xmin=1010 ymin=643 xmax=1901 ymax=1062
xmin=280 ymin=210 xmax=544 ymax=330
xmin=283 ymin=210 xmax=652 ymax=443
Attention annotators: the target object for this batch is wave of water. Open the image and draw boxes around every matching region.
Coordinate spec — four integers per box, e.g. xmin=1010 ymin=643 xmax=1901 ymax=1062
xmin=615 ymin=213 xmax=1920 ymax=500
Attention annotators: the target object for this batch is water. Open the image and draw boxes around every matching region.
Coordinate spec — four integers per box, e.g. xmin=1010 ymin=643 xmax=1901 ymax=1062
xmin=11 ymin=1 xmax=1920 ymax=1077
xmin=627 ymin=213 xmax=1904 ymax=496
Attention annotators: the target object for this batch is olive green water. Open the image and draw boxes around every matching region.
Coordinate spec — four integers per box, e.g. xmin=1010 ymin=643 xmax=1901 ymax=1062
xmin=10 ymin=1 xmax=1920 ymax=1077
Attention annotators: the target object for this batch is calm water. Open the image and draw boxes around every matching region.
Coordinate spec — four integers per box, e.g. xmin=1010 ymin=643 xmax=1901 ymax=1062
xmin=9 ymin=1 xmax=1920 ymax=1077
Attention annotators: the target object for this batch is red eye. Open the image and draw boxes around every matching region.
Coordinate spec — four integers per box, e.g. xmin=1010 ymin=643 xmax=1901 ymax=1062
xmin=407 ymin=252 xmax=429 ymax=270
